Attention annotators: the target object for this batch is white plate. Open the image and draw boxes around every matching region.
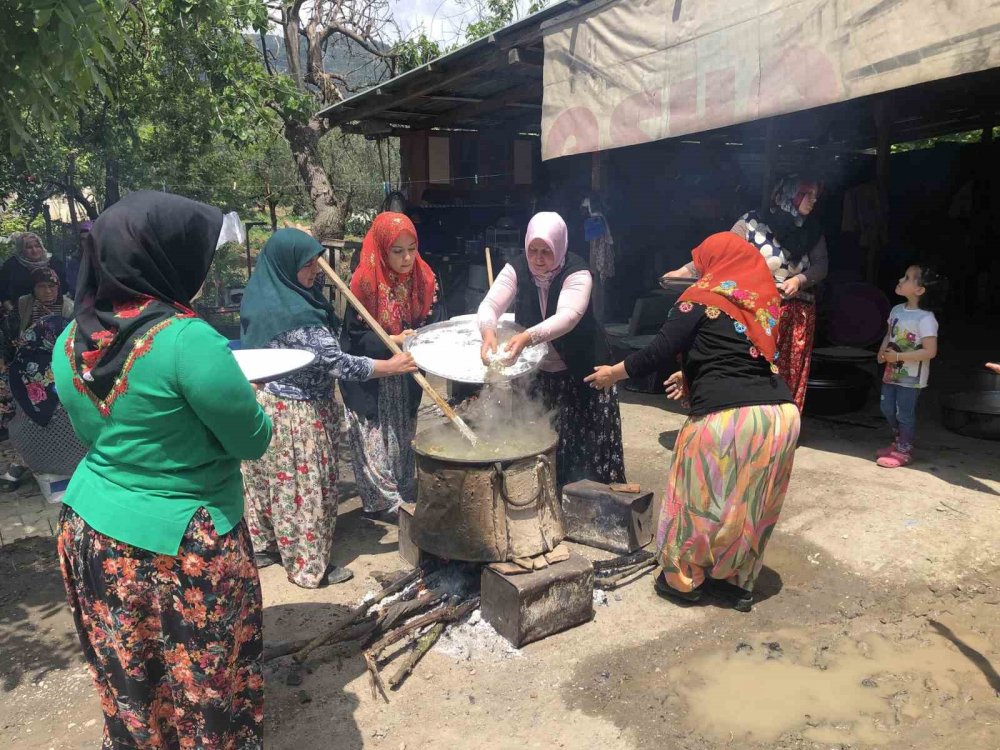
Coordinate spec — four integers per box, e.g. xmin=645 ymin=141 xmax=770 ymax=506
xmin=404 ymin=319 xmax=549 ymax=384
xmin=232 ymin=348 xmax=316 ymax=383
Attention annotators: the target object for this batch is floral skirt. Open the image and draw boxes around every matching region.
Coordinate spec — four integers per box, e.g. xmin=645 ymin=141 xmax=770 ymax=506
xmin=777 ymin=299 xmax=816 ymax=412
xmin=656 ymin=403 xmax=800 ymax=593
xmin=533 ymin=370 xmax=626 ymax=487
xmin=243 ymin=391 xmax=340 ymax=588
xmin=57 ymin=506 xmax=263 ymax=750
xmin=344 ymin=375 xmax=418 ymax=513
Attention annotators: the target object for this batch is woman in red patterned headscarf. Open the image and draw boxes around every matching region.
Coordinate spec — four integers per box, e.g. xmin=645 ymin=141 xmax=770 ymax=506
xmin=349 ymin=212 xmax=437 ymax=336
xmin=342 ymin=212 xmax=441 ymax=521
xmin=588 ymin=233 xmax=800 ymax=614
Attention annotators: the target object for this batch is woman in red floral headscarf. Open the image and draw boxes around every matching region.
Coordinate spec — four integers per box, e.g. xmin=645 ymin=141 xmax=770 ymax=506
xmin=342 ymin=212 xmax=442 ymax=522
xmin=588 ymin=233 xmax=800 ymax=614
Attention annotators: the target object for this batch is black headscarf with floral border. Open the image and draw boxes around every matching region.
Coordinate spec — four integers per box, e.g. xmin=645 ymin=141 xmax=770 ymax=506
xmin=71 ymin=191 xmax=223 ymax=404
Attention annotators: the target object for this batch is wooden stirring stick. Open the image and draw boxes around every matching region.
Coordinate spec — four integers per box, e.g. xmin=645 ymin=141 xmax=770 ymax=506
xmin=315 ymin=254 xmax=479 ymax=446
xmin=485 ymin=246 xmax=494 ymax=287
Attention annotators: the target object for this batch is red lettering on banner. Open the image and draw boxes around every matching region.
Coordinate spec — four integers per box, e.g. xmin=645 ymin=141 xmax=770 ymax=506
xmin=704 ymin=68 xmax=736 ymax=128
xmin=667 ymin=77 xmax=698 ymax=136
xmin=609 ymin=89 xmax=663 ymax=148
xmin=545 ymin=106 xmax=600 ymax=158
xmin=758 ymin=45 xmax=841 ymax=114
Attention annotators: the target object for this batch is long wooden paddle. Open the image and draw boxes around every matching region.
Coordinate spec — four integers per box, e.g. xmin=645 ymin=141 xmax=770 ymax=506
xmin=484 ymin=246 xmax=494 ymax=287
xmin=316 ymin=254 xmax=479 ymax=446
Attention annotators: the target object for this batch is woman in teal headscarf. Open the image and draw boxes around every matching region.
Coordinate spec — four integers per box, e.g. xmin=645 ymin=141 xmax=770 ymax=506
xmin=240 ymin=229 xmax=416 ymax=588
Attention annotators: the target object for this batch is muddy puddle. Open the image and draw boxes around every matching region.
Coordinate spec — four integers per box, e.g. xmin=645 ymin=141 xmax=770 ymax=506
xmin=670 ymin=621 xmax=997 ymax=746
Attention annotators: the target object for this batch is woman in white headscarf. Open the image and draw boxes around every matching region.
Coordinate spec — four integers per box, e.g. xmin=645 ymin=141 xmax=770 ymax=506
xmin=477 ymin=211 xmax=626 ymax=487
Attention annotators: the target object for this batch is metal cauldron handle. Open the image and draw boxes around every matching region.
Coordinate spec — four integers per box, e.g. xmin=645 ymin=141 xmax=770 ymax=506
xmin=492 ymin=455 xmax=553 ymax=508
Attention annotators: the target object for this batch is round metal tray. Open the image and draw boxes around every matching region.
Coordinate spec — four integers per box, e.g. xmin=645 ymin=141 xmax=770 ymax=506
xmin=404 ymin=318 xmax=549 ymax=384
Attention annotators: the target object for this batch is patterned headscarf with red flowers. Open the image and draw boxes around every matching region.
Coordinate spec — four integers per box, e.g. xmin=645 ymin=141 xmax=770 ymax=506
xmin=71 ymin=191 xmax=223 ymax=402
xmin=678 ymin=232 xmax=783 ymax=366
xmin=349 ymin=212 xmax=436 ymax=335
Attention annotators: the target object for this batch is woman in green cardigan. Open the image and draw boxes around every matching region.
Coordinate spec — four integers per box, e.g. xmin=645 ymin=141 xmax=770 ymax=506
xmin=52 ymin=192 xmax=272 ymax=750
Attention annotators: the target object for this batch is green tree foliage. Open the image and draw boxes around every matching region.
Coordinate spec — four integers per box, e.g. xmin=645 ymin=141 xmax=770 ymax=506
xmin=1 ymin=0 xmax=129 ymax=152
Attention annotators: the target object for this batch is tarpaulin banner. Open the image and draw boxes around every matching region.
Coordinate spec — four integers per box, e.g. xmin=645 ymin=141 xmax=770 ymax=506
xmin=541 ymin=0 xmax=1000 ymax=160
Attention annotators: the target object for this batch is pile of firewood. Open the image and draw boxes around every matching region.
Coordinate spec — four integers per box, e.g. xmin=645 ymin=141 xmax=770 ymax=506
xmin=264 ymin=562 xmax=480 ymax=701
xmin=593 ymin=549 xmax=655 ymax=589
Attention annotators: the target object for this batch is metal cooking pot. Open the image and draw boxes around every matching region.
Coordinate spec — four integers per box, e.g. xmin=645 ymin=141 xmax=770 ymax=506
xmin=410 ymin=425 xmax=565 ymax=562
xmin=941 ymin=391 xmax=1000 ymax=441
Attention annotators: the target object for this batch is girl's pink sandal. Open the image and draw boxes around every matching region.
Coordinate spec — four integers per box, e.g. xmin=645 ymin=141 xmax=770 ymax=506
xmin=876 ymin=443 xmax=897 ymax=459
xmin=877 ymin=450 xmax=912 ymax=468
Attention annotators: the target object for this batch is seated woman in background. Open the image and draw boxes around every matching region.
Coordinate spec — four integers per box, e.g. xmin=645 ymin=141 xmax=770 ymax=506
xmin=0 ymin=231 xmax=67 ymax=307
xmin=17 ymin=267 xmax=74 ymax=335
xmin=587 ymin=233 xmax=800 ymax=613
xmin=7 ymin=315 xmax=87 ymax=483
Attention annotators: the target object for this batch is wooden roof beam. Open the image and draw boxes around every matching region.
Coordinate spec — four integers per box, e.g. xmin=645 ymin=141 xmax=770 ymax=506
xmin=420 ymin=81 xmax=542 ymax=129
xmin=327 ymin=55 xmax=501 ymax=126
xmin=508 ymin=47 xmax=544 ymax=69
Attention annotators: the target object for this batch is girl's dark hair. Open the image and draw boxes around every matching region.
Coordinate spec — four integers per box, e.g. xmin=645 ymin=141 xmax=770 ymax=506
xmin=915 ymin=264 xmax=947 ymax=311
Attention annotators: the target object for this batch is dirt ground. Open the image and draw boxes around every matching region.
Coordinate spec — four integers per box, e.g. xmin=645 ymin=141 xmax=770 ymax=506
xmin=2 ymin=388 xmax=999 ymax=750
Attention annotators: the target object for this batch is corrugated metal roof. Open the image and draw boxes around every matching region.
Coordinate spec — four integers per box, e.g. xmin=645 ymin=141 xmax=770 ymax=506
xmin=317 ymin=0 xmax=588 ymax=132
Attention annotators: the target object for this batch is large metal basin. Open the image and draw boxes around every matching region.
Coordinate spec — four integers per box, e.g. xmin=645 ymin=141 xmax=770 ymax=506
xmin=941 ymin=391 xmax=1000 ymax=441
xmin=411 ymin=425 xmax=565 ymax=562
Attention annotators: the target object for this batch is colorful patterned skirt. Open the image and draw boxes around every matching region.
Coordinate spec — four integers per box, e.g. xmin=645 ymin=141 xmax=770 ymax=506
xmin=242 ymin=391 xmax=341 ymax=588
xmin=533 ymin=370 xmax=627 ymax=487
xmin=344 ymin=375 xmax=418 ymax=513
xmin=776 ymin=298 xmax=816 ymax=412
xmin=57 ymin=506 xmax=263 ymax=750
xmin=656 ymin=403 xmax=800 ymax=593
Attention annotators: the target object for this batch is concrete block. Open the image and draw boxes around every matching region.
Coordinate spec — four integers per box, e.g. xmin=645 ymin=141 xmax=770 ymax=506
xmin=397 ymin=503 xmax=430 ymax=568
xmin=560 ymin=480 xmax=654 ymax=554
xmin=480 ymin=552 xmax=594 ymax=647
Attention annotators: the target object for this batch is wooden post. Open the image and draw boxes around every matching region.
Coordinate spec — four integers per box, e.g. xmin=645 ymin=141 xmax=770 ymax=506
xmin=66 ymin=153 xmax=80 ymax=265
xmin=590 ymin=151 xmax=606 ymax=323
xmin=760 ymin=118 xmax=778 ymax=214
xmin=873 ymin=98 xmax=892 ymax=285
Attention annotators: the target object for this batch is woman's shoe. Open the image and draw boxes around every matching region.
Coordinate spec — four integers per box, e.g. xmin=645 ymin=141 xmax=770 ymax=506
xmin=705 ymin=578 xmax=754 ymax=612
xmin=254 ymin=551 xmax=281 ymax=569
xmin=363 ymin=508 xmax=399 ymax=524
xmin=0 ymin=465 xmax=26 ymax=492
xmin=320 ymin=565 xmax=354 ymax=586
xmin=653 ymin=572 xmax=702 ymax=604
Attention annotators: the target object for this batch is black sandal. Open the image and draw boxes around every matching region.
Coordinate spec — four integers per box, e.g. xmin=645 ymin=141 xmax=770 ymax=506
xmin=705 ymin=578 xmax=754 ymax=612
xmin=319 ymin=565 xmax=354 ymax=586
xmin=254 ymin=550 xmax=281 ymax=569
xmin=0 ymin=465 xmax=26 ymax=493
xmin=653 ymin=572 xmax=702 ymax=604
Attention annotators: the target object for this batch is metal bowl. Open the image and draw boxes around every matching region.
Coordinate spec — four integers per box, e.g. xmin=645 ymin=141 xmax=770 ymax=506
xmin=941 ymin=391 xmax=1000 ymax=441
xmin=405 ymin=318 xmax=549 ymax=384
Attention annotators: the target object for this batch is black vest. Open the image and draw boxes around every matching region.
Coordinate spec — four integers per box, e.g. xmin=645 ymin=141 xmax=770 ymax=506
xmin=509 ymin=252 xmax=610 ymax=378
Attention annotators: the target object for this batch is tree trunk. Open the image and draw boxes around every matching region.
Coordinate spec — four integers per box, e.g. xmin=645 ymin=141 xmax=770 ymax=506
xmin=104 ymin=156 xmax=121 ymax=209
xmin=284 ymin=118 xmax=345 ymax=243
xmin=267 ymin=197 xmax=279 ymax=231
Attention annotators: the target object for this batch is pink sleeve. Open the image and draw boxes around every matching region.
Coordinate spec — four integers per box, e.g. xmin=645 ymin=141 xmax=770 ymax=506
xmin=528 ymin=270 xmax=593 ymax=344
xmin=477 ymin=264 xmax=517 ymax=332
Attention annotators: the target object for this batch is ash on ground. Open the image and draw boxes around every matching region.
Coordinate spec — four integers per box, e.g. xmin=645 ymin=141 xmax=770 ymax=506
xmin=434 ymin=608 xmax=522 ymax=662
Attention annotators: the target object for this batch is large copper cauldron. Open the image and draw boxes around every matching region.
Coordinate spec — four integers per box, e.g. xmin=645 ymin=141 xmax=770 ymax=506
xmin=410 ymin=425 xmax=565 ymax=562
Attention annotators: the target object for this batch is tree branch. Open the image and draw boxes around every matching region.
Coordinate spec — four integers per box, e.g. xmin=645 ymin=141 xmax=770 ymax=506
xmin=259 ymin=30 xmax=274 ymax=76
xmin=43 ymin=180 xmax=98 ymax=219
